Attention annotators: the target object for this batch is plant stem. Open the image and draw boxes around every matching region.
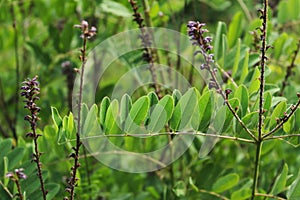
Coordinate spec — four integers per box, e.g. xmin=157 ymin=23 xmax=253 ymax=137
xmin=255 ymin=193 xmax=286 ymax=200
xmin=280 ymin=40 xmax=300 ymax=96
xmin=263 ymin=97 xmax=300 ymax=139
xmin=198 ymin=189 xmax=229 ymax=200
xmin=129 ymin=0 xmax=161 ymax=97
xmin=258 ymin=0 xmax=268 ymax=140
xmin=0 ymin=181 xmax=13 ymax=198
xmin=21 ymin=76 xmax=47 ymax=199
xmin=32 ymin=126 xmax=47 ymax=200
xmin=252 ymin=1 xmax=268 ymax=198
xmin=206 ymin=59 xmax=257 ymax=141
xmin=252 ymin=141 xmax=262 ymax=200
xmin=69 ymin=36 xmax=87 ymax=200
xmin=82 ymin=131 xmax=256 ymax=143
xmin=265 ymin=133 xmax=300 ymax=140
xmin=15 ymin=179 xmax=24 ymax=200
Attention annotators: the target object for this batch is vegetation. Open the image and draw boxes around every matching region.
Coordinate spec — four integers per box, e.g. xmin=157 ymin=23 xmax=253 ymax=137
xmin=1 ymin=0 xmax=300 ymax=199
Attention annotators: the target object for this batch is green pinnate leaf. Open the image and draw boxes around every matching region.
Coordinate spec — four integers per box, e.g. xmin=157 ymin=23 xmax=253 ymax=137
xmin=235 ymin=112 xmax=257 ymax=136
xmin=212 ymin=173 xmax=239 ymax=193
xmin=214 ymin=21 xmax=227 ymax=61
xmin=82 ymin=104 xmax=100 ymax=137
xmin=231 ymin=188 xmax=251 ymax=200
xmin=99 ymin=96 xmax=111 ymax=127
xmin=172 ymin=181 xmax=186 ymax=197
xmin=228 ymin=12 xmax=243 ymax=48
xmin=0 ymin=139 xmax=12 ymax=159
xmin=51 ymin=107 xmax=62 ymax=133
xmin=170 ymin=88 xmax=199 ymax=131
xmin=147 ymin=95 xmax=174 ymax=133
xmin=234 ymin=85 xmax=249 ymax=117
xmin=223 ymin=98 xmax=240 ymax=132
xmin=271 ymin=163 xmax=288 ymax=195
xmin=248 ymin=67 xmax=260 ymax=95
xmin=44 ymin=183 xmax=60 ymax=200
xmin=192 ymin=91 xmax=214 ymax=132
xmin=231 ymin=39 xmax=241 ymax=78
xmin=120 ymin=94 xmax=132 ymax=128
xmin=268 ymin=101 xmax=287 ymax=130
xmin=99 ymin=0 xmax=131 ymax=17
xmin=172 ymin=89 xmax=182 ymax=106
xmin=104 ymin=99 xmax=121 ymax=134
xmin=125 ymin=96 xmax=150 ymax=134
xmin=240 ymin=50 xmax=249 ymax=84
xmin=7 ymin=147 xmax=25 ymax=170
xmin=147 ymin=92 xmax=159 ymax=107
xmin=287 ymin=170 xmax=300 ymax=200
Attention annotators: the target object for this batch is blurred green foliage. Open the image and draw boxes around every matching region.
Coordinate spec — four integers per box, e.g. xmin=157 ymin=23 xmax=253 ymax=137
xmin=1 ymin=0 xmax=300 ymax=199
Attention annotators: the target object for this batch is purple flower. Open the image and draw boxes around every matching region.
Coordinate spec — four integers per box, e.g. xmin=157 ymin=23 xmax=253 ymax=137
xmin=187 ymin=21 xmax=215 ymax=66
xmin=6 ymin=168 xmax=27 ymax=180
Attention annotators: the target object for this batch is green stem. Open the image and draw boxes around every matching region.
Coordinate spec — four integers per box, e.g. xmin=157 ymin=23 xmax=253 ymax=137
xmin=198 ymin=189 xmax=229 ymax=200
xmin=252 ymin=141 xmax=262 ymax=200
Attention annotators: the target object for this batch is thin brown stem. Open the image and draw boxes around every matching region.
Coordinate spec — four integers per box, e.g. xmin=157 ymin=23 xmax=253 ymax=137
xmin=20 ymin=76 xmax=47 ymax=199
xmin=32 ymin=127 xmax=47 ymax=200
xmin=15 ymin=179 xmax=24 ymax=200
xmin=205 ymin=59 xmax=257 ymax=141
xmin=129 ymin=0 xmax=161 ymax=98
xmin=258 ymin=0 xmax=268 ymax=141
xmin=263 ymin=97 xmax=300 ymax=139
xmin=280 ymin=40 xmax=300 ymax=96
xmin=252 ymin=1 xmax=268 ymax=199
xmin=187 ymin=22 xmax=257 ymax=142
xmin=69 ymin=36 xmax=87 ymax=200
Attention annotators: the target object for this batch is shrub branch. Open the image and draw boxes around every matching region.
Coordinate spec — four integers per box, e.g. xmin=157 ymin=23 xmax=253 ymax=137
xmin=263 ymin=96 xmax=300 ymax=139
xmin=66 ymin=20 xmax=96 ymax=200
xmin=252 ymin=1 xmax=268 ymax=198
xmin=129 ymin=0 xmax=161 ymax=97
xmin=187 ymin=21 xmax=257 ymax=141
xmin=20 ymin=76 xmax=47 ymax=200
xmin=280 ymin=40 xmax=300 ymax=96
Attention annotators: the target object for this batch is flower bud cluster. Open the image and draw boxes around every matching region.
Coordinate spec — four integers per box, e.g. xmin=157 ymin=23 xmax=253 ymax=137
xmin=20 ymin=76 xmax=40 ymax=132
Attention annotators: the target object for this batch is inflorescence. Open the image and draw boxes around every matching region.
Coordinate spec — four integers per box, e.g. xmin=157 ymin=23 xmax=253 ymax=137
xmin=20 ymin=76 xmax=41 ymax=137
xmin=187 ymin=21 xmax=224 ymax=95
